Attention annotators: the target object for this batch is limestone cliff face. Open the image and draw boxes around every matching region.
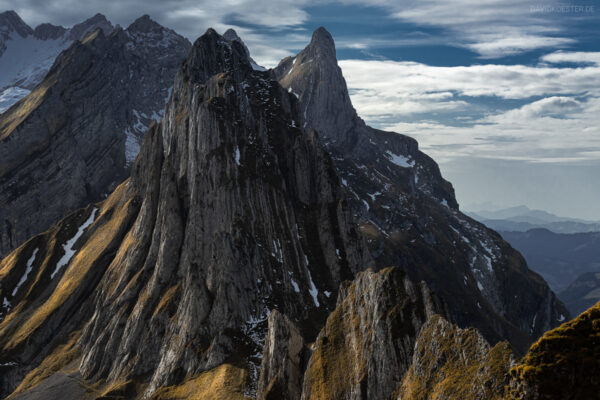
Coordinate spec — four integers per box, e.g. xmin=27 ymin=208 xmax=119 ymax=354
xmin=0 ymin=16 xmax=190 ymax=258
xmin=257 ymin=310 xmax=307 ymax=400
xmin=0 ymin=28 xmax=370 ymax=398
xmin=300 ymin=267 xmax=446 ymax=400
xmin=272 ymin=27 xmax=568 ymax=352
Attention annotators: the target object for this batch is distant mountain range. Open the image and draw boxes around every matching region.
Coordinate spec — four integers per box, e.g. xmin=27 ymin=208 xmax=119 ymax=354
xmin=466 ymin=205 xmax=600 ymax=234
xmin=499 ymin=228 xmax=600 ymax=298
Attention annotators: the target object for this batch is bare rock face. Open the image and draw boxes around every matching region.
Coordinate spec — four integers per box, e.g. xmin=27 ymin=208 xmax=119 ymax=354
xmin=257 ymin=310 xmax=306 ymax=400
xmin=0 ymin=16 xmax=190 ymax=258
xmin=0 ymin=28 xmax=370 ymax=398
xmin=300 ymin=267 xmax=446 ymax=400
xmin=273 ymin=27 xmax=569 ymax=353
xmin=398 ymin=315 xmax=514 ymax=400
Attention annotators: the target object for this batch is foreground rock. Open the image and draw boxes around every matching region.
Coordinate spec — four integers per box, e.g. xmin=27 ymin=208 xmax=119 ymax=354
xmin=508 ymin=300 xmax=600 ymax=400
xmin=300 ymin=267 xmax=445 ymax=400
xmin=398 ymin=315 xmax=514 ymax=399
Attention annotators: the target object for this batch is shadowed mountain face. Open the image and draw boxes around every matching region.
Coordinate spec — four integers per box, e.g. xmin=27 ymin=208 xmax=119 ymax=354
xmin=559 ymin=272 xmax=600 ymax=316
xmin=0 ymin=15 xmax=190 ymax=258
xmin=272 ymin=27 xmax=568 ymax=352
xmin=0 ymin=26 xmax=577 ymax=399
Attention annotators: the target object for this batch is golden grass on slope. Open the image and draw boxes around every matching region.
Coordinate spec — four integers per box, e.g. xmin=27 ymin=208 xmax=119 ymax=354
xmin=151 ymin=364 xmax=250 ymax=400
xmin=508 ymin=300 xmax=600 ymax=399
xmin=5 ymin=181 xmax=134 ymax=350
xmin=398 ymin=315 xmax=513 ymax=400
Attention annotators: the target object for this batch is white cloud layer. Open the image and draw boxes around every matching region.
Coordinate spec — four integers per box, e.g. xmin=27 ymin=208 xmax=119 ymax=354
xmin=339 ymin=58 xmax=600 ymax=164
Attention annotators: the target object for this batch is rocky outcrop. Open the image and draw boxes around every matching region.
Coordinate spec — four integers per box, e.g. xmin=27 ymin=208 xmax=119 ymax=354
xmin=273 ymin=27 xmax=569 ymax=353
xmin=508 ymin=300 xmax=600 ymax=399
xmin=300 ymin=267 xmax=445 ymax=400
xmin=0 ymin=15 xmax=190 ymax=258
xmin=257 ymin=310 xmax=307 ymax=400
xmin=398 ymin=315 xmax=514 ymax=400
xmin=0 ymin=27 xmax=370 ymax=398
xmin=0 ymin=11 xmax=33 ymax=56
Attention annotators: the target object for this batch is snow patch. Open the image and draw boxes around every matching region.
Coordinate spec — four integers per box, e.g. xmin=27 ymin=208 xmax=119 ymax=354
xmin=124 ymin=128 xmax=141 ymax=164
xmin=235 ymin=145 xmax=241 ymax=166
xmin=291 ymin=278 xmax=300 ymax=293
xmin=385 ymin=151 xmax=414 ymax=168
xmin=306 ymin=269 xmax=320 ymax=307
xmin=51 ymin=208 xmax=98 ymax=279
xmin=0 ymin=86 xmax=30 ymax=113
xmin=558 ymin=314 xmax=565 ymax=322
xmin=11 ymin=248 xmax=38 ymax=297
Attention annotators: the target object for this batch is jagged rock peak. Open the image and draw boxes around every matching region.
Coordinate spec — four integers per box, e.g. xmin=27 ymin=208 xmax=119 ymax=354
xmin=0 ymin=10 xmax=33 ymax=37
xmin=222 ymin=28 xmax=241 ymax=41
xmin=222 ymin=28 xmax=249 ymax=56
xmin=177 ymin=28 xmax=253 ymax=86
xmin=127 ymin=14 xmax=163 ymax=32
xmin=68 ymin=12 xmax=113 ymax=41
xmin=307 ymin=26 xmax=336 ymax=58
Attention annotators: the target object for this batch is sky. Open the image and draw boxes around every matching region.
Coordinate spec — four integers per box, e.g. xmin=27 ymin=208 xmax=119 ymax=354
xmin=2 ymin=0 xmax=600 ymax=219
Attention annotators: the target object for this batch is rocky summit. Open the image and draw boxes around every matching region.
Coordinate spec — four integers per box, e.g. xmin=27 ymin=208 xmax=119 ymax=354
xmin=0 ymin=15 xmax=190 ymax=258
xmin=0 ymin=23 xmax=596 ymax=400
xmin=272 ymin=27 xmax=568 ymax=353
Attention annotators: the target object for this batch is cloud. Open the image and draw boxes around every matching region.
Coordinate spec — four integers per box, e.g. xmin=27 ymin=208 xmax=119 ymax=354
xmin=541 ymin=51 xmax=600 ymax=65
xmin=338 ymin=57 xmax=600 ymax=164
xmin=355 ymin=0 xmax=582 ymax=57
xmin=339 ymin=58 xmax=600 ymax=101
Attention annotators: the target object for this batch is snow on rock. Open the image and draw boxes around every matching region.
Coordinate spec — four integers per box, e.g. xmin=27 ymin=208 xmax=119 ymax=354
xmin=307 ymin=268 xmax=320 ymax=307
xmin=0 ymin=86 xmax=30 ymax=113
xmin=235 ymin=145 xmax=241 ymax=165
xmin=51 ymin=208 xmax=98 ymax=279
xmin=0 ymin=33 xmax=70 ymax=93
xmin=291 ymin=278 xmax=300 ymax=293
xmin=385 ymin=150 xmax=414 ymax=168
xmin=11 ymin=248 xmax=38 ymax=296
xmin=125 ymin=128 xmax=141 ymax=164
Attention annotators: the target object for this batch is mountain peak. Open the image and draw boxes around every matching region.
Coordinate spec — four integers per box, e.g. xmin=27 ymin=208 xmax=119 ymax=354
xmin=222 ymin=28 xmax=241 ymax=41
xmin=308 ymin=26 xmax=336 ymax=58
xmin=0 ymin=10 xmax=33 ymax=37
xmin=180 ymin=28 xmax=253 ymax=86
xmin=127 ymin=14 xmax=163 ymax=33
xmin=68 ymin=12 xmax=113 ymax=41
